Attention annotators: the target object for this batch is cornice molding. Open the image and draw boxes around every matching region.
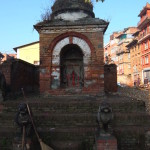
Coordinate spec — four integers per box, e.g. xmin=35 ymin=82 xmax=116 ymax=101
xmin=40 ymin=25 xmax=104 ymax=34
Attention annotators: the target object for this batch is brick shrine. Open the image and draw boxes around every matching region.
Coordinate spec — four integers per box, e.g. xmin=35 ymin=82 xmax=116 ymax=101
xmin=34 ymin=0 xmax=109 ymax=95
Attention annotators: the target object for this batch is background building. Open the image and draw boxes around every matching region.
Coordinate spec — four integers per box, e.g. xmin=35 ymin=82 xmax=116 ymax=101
xmin=104 ymin=27 xmax=138 ymax=86
xmin=126 ymin=30 xmax=141 ymax=86
xmin=0 ymin=53 xmax=4 ymax=64
xmin=138 ymin=2 xmax=150 ymax=84
xmin=116 ymin=27 xmax=138 ymax=86
xmin=104 ymin=32 xmax=120 ymax=65
xmin=13 ymin=41 xmax=39 ymax=65
xmin=0 ymin=53 xmax=16 ymax=64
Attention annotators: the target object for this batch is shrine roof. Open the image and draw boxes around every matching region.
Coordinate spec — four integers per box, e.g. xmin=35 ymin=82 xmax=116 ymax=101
xmin=51 ymin=0 xmax=95 ymax=18
xmin=34 ymin=18 xmax=109 ymax=33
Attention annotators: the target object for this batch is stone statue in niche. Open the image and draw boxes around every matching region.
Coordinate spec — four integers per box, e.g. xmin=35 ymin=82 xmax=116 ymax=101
xmin=71 ymin=70 xmax=77 ymax=86
xmin=62 ymin=64 xmax=83 ymax=88
xmin=97 ymin=101 xmax=113 ymax=135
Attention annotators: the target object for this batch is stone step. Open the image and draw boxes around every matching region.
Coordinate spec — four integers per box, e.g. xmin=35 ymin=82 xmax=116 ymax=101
xmin=50 ymin=140 xmax=82 ymax=150
xmin=0 ymin=94 xmax=148 ymax=150
xmin=0 ymin=126 xmax=95 ymax=150
xmin=113 ymin=112 xmax=150 ymax=126
xmin=0 ymin=125 xmax=148 ymax=150
xmin=50 ymin=139 xmax=94 ymax=150
xmin=1 ymin=98 xmax=146 ymax=114
xmin=32 ymin=139 xmax=94 ymax=150
xmin=0 ymin=125 xmax=148 ymax=140
xmin=38 ymin=126 xmax=96 ymax=141
xmin=39 ymin=126 xmax=147 ymax=150
xmin=113 ymin=126 xmax=147 ymax=150
xmin=1 ymin=111 xmax=150 ymax=129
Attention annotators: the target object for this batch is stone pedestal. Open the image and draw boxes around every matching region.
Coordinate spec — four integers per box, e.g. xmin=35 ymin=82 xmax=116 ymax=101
xmin=96 ymin=134 xmax=117 ymax=150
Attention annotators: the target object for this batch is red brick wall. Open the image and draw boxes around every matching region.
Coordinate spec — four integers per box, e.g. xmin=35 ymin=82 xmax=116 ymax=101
xmin=96 ymin=137 xmax=117 ymax=150
xmin=0 ymin=61 xmax=11 ymax=86
xmin=39 ymin=31 xmax=104 ymax=95
xmin=0 ymin=59 xmax=39 ymax=94
xmin=104 ymin=64 xmax=117 ymax=92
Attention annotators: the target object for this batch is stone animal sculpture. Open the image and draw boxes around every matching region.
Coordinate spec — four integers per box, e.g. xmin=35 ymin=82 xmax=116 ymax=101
xmin=15 ymin=103 xmax=32 ymax=150
xmin=0 ymin=71 xmax=6 ymax=100
xmin=15 ymin=103 xmax=32 ymax=138
xmin=97 ymin=101 xmax=113 ymax=134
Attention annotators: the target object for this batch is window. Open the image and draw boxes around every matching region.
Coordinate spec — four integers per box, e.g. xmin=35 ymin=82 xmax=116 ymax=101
xmin=138 ymin=45 xmax=139 ymax=51
xmin=34 ymin=61 xmax=40 ymax=65
xmin=105 ymin=52 xmax=108 ymax=57
xmin=135 ymin=58 xmax=137 ymax=65
xmin=145 ymin=56 xmax=149 ymax=64
xmin=143 ymin=58 xmax=145 ymax=65
xmin=145 ymin=28 xmax=147 ymax=35
xmin=120 ymin=55 xmax=123 ymax=60
xmin=111 ymin=49 xmax=114 ymax=54
xmin=128 ymin=53 xmax=130 ymax=59
xmin=111 ymin=57 xmax=115 ymax=62
xmin=128 ymin=64 xmax=131 ymax=68
xmin=143 ymin=70 xmax=150 ymax=82
xmin=139 ymin=58 xmax=140 ymax=65
xmin=116 ymin=57 xmax=118 ymax=61
xmin=145 ymin=42 xmax=148 ymax=50
xmin=111 ymin=47 xmax=117 ymax=54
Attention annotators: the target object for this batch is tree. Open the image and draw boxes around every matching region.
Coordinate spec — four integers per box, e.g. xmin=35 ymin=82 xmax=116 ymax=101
xmin=41 ymin=8 xmax=51 ymax=21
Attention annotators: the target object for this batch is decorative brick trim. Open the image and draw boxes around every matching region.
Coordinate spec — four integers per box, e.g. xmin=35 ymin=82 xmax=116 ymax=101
xmin=69 ymin=36 xmax=73 ymax=44
xmin=48 ymin=31 xmax=95 ymax=52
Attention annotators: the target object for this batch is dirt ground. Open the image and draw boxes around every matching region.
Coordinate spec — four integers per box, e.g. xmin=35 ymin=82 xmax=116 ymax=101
xmin=117 ymin=86 xmax=150 ymax=112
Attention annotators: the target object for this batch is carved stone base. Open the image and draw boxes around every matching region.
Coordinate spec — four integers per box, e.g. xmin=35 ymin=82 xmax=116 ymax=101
xmin=95 ymin=134 xmax=117 ymax=150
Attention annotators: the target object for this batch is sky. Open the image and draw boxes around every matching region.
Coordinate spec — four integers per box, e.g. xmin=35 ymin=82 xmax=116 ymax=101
xmin=0 ymin=0 xmax=149 ymax=54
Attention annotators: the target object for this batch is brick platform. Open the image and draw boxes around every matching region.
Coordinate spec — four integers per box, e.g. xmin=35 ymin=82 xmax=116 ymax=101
xmin=96 ymin=135 xmax=117 ymax=150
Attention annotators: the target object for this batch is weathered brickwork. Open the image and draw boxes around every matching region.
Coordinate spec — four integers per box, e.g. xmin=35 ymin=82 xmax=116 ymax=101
xmin=104 ymin=64 xmax=117 ymax=93
xmin=33 ymin=0 xmax=109 ymax=95
xmin=0 ymin=59 xmax=39 ymax=95
xmin=96 ymin=136 xmax=118 ymax=150
xmin=39 ymin=31 xmax=105 ymax=95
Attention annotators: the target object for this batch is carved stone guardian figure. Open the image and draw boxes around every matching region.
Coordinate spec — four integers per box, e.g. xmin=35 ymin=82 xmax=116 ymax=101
xmin=97 ymin=101 xmax=113 ymax=135
xmin=95 ymin=101 xmax=117 ymax=150
xmin=13 ymin=103 xmax=32 ymax=150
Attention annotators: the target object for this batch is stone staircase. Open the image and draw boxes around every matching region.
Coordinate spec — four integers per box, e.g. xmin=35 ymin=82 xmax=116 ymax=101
xmin=0 ymin=94 xmax=150 ymax=150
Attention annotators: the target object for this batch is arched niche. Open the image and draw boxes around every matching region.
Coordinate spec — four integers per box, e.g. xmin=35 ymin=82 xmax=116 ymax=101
xmin=51 ymin=36 xmax=91 ymax=89
xmin=60 ymin=44 xmax=84 ymax=88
